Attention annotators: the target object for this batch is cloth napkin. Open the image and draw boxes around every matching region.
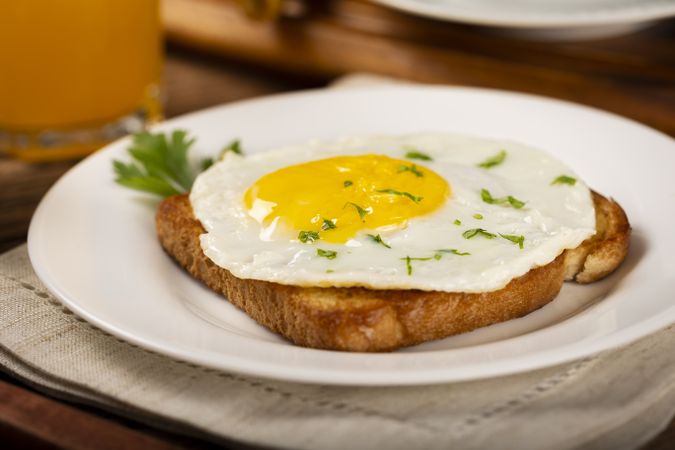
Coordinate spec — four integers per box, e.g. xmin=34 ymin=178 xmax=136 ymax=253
xmin=2 ymin=76 xmax=675 ymax=450
xmin=2 ymin=245 xmax=675 ymax=450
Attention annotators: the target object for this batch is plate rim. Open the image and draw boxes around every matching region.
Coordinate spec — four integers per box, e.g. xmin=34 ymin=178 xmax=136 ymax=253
xmin=27 ymin=84 xmax=675 ymax=386
xmin=374 ymin=0 xmax=675 ymax=28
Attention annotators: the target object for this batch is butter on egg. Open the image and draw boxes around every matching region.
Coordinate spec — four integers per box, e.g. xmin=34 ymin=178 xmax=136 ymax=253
xmin=243 ymin=155 xmax=450 ymax=243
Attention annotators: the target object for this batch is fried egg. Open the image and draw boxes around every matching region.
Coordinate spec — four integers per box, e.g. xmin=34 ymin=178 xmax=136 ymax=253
xmin=190 ymin=133 xmax=595 ymax=292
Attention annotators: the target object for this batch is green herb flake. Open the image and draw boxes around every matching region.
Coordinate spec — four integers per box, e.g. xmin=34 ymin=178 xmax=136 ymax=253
xmin=326 ymin=269 xmax=335 ymax=273
xmin=500 ymin=233 xmax=525 ymax=249
xmin=551 ymin=175 xmax=577 ymax=186
xmin=404 ymin=147 xmax=433 ymax=161
xmin=367 ymin=234 xmax=391 ymax=249
xmin=402 ymin=256 xmax=413 ymax=275
xmin=201 ymin=158 xmax=214 ymax=171
xmin=481 ymin=188 xmax=526 ymax=209
xmin=453 ymin=219 xmax=462 ymax=226
xmin=317 ymin=248 xmax=337 ymax=259
xmin=507 ymin=196 xmax=525 ymax=209
xmin=478 ymin=150 xmax=507 ymax=169
xmin=345 ymin=202 xmax=370 ymax=221
xmin=321 ymin=218 xmax=336 ymax=231
xmin=343 ymin=180 xmax=353 ymax=187
xmin=462 ymin=228 xmax=497 ymax=240
xmin=220 ymin=139 xmax=242 ymax=157
xmin=400 ymin=254 xmax=441 ymax=275
xmin=398 ymin=164 xmax=424 ymax=177
xmin=376 ymin=188 xmax=423 ymax=203
xmin=480 ymin=189 xmax=494 ymax=203
xmin=298 ymin=230 xmax=320 ymax=243
xmin=473 ymin=213 xmax=483 ymax=220
xmin=436 ymin=248 xmax=471 ymax=256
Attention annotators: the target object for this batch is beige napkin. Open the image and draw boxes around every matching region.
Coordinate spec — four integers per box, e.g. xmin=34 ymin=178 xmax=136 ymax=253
xmin=2 ymin=75 xmax=675 ymax=449
xmin=2 ymin=245 xmax=675 ymax=449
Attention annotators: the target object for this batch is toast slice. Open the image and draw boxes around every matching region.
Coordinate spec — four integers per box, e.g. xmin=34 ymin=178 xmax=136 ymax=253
xmin=156 ymin=191 xmax=630 ymax=352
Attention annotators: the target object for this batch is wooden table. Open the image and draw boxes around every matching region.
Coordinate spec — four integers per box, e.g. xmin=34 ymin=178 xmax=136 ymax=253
xmin=1 ymin=10 xmax=675 ymax=448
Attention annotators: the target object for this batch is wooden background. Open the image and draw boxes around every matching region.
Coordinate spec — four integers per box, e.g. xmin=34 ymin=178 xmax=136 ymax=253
xmin=0 ymin=0 xmax=674 ymax=447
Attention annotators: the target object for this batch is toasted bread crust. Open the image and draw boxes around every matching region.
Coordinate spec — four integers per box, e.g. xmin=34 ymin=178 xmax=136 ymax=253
xmin=156 ymin=192 xmax=629 ymax=352
xmin=564 ymin=191 xmax=631 ymax=283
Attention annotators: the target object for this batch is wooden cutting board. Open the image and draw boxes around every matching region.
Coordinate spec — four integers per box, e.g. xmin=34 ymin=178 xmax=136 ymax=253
xmin=162 ymin=0 xmax=675 ymax=137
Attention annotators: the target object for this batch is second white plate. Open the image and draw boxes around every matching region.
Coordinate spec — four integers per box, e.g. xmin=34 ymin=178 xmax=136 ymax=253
xmin=375 ymin=0 xmax=675 ymax=39
xmin=375 ymin=0 xmax=675 ymax=27
xmin=28 ymin=85 xmax=675 ymax=385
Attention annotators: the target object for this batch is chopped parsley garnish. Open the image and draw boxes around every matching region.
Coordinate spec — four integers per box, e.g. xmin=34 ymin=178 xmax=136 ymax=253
xmin=376 ymin=188 xmax=423 ymax=203
xmin=367 ymin=234 xmax=391 ymax=249
xmin=321 ymin=218 xmax=336 ymax=230
xmin=326 ymin=269 xmax=335 ymax=273
xmin=298 ymin=230 xmax=320 ymax=243
xmin=398 ymin=164 xmax=423 ymax=177
xmin=400 ymin=249 xmax=472 ymax=275
xmin=200 ymin=158 xmax=214 ymax=171
xmin=345 ymin=202 xmax=370 ymax=221
xmin=551 ymin=175 xmax=577 ymax=186
xmin=500 ymin=233 xmax=525 ymax=249
xmin=506 ymin=196 xmax=525 ymax=209
xmin=473 ymin=213 xmax=483 ymax=220
xmin=343 ymin=180 xmax=353 ymax=187
xmin=453 ymin=219 xmax=462 ymax=226
xmin=402 ymin=256 xmax=413 ymax=275
xmin=436 ymin=248 xmax=471 ymax=256
xmin=463 ymin=228 xmax=496 ymax=240
xmin=481 ymin=188 xmax=526 ymax=209
xmin=404 ymin=147 xmax=433 ymax=161
xmin=478 ymin=150 xmax=507 ymax=169
xmin=317 ymin=248 xmax=337 ymax=259
xmin=401 ymin=254 xmax=445 ymax=275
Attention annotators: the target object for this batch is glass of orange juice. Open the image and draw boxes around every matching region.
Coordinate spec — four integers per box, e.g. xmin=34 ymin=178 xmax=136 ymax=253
xmin=0 ymin=0 xmax=162 ymax=162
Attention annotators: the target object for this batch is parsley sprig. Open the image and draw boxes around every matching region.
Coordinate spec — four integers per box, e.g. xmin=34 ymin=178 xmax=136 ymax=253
xmin=113 ymin=130 xmax=236 ymax=198
xmin=113 ymin=131 xmax=198 ymax=197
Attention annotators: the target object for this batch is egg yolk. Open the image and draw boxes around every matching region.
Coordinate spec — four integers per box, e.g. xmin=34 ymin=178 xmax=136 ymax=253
xmin=243 ymin=154 xmax=450 ymax=243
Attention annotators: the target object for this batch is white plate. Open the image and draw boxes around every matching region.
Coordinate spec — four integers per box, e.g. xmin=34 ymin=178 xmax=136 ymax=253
xmin=375 ymin=0 xmax=675 ymax=39
xmin=28 ymin=86 xmax=675 ymax=386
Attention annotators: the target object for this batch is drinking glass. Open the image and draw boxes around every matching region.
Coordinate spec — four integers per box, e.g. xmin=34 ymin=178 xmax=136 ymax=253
xmin=0 ymin=0 xmax=163 ymax=162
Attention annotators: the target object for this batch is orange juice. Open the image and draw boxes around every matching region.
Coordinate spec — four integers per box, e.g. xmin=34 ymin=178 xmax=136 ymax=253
xmin=0 ymin=0 xmax=162 ymax=161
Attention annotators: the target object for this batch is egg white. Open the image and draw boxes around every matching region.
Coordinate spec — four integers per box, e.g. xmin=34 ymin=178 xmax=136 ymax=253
xmin=190 ymin=133 xmax=596 ymax=293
